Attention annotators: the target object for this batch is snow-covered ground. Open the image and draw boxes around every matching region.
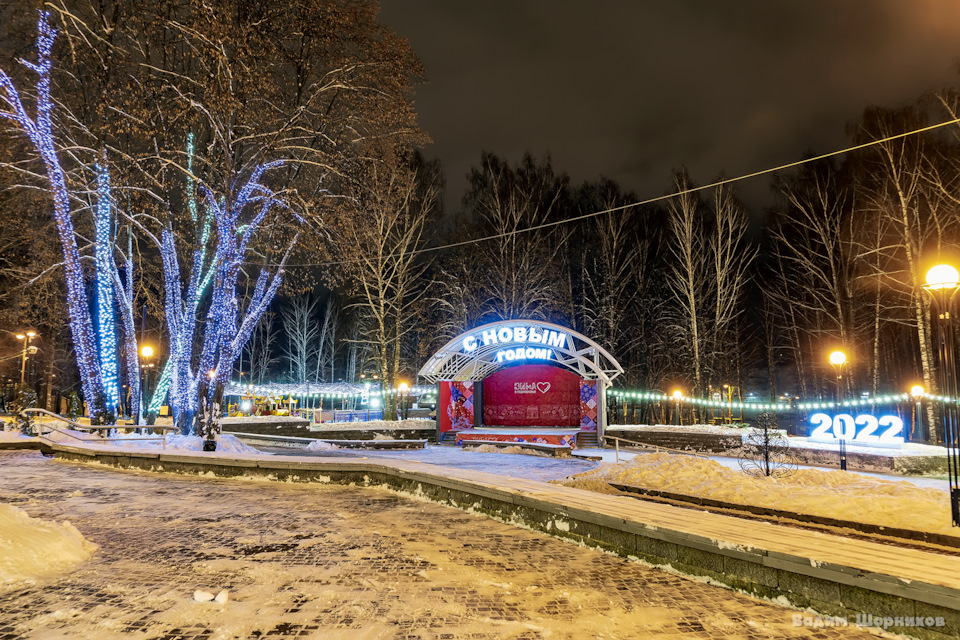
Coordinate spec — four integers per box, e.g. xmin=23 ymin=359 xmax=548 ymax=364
xmin=265 ymin=443 xmax=597 ymax=483
xmin=561 ymin=451 xmax=955 ymax=535
xmin=0 ymin=503 xmax=97 ymax=588
xmin=574 ymin=448 xmax=951 ymax=490
xmin=787 ymin=436 xmax=946 ymax=457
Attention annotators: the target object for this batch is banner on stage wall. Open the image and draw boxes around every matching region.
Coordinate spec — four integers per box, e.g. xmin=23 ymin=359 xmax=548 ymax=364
xmin=579 ymin=380 xmax=598 ymax=431
xmin=439 ymin=381 xmax=474 ymax=432
xmin=482 ymin=364 xmax=580 ymax=426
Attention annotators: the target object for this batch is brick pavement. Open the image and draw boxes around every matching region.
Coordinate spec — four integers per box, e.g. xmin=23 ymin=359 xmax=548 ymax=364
xmin=0 ymin=450 xmax=884 ymax=639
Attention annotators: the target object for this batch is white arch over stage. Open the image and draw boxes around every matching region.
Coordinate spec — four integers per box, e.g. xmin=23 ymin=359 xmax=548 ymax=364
xmin=418 ymin=320 xmax=624 ymax=385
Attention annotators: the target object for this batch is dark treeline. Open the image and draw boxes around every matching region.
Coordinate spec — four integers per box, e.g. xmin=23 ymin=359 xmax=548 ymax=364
xmin=3 ymin=0 xmax=960 ymax=421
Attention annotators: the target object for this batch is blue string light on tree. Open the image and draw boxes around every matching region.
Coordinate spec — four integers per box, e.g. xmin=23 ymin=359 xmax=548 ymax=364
xmin=0 ymin=11 xmax=106 ymax=419
xmin=94 ymin=162 xmax=119 ymax=415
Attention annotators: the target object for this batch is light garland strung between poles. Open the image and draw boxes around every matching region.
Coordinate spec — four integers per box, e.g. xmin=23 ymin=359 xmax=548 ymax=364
xmin=605 ymin=389 xmax=958 ymax=412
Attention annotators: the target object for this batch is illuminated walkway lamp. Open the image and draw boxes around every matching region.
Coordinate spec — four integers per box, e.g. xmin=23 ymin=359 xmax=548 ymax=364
xmin=398 ymin=382 xmax=409 ymax=420
xmin=828 ymin=350 xmax=847 ymax=471
xmin=672 ymin=389 xmax=683 ymax=426
xmin=140 ymin=344 xmax=157 ymax=425
xmin=911 ymin=385 xmax=926 ymax=442
xmin=16 ymin=331 xmax=38 ymax=388
xmin=922 ymin=263 xmax=960 ymax=527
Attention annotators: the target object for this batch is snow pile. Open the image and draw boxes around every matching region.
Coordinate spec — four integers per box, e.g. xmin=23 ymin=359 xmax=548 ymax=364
xmin=372 ymin=433 xmax=394 ymax=441
xmin=42 ymin=428 xmax=264 ymax=455
xmin=314 ymin=419 xmax=433 ymax=430
xmin=613 ymin=424 xmax=751 ymax=434
xmin=305 ymin=440 xmax=339 ymax=451
xmin=137 ymin=433 xmax=265 ymax=455
xmin=0 ymin=503 xmax=96 ymax=587
xmin=561 ymin=452 xmax=954 ymax=534
xmin=469 ymin=444 xmax=550 ymax=458
xmin=222 ymin=415 xmax=307 ymax=423
xmin=0 ymin=430 xmax=34 ymax=442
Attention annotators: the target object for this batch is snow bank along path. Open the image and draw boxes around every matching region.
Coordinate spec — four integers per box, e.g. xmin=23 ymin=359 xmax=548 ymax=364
xmin=561 ymin=452 xmax=954 ymax=535
xmin=0 ymin=503 xmax=97 ymax=587
xmin=42 ymin=427 xmax=264 ymax=455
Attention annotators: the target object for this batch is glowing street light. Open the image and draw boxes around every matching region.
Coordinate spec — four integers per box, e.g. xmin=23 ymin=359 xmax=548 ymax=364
xmin=671 ymin=389 xmax=683 ymax=426
xmin=140 ymin=345 xmax=154 ymax=359
xmin=398 ymin=382 xmax=410 ymax=420
xmin=15 ymin=331 xmax=38 ymax=388
xmin=924 ymin=264 xmax=960 ymax=291
xmin=828 ymin=349 xmax=847 ymax=471
xmin=921 ymin=262 xmax=960 ymax=526
xmin=911 ymin=385 xmax=926 ymax=443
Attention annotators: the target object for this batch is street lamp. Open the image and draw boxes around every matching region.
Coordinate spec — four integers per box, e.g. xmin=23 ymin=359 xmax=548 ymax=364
xmin=15 ymin=332 xmax=38 ymax=388
xmin=828 ymin=350 xmax=847 ymax=471
xmin=398 ymin=382 xmax=409 ymax=420
xmin=922 ymin=263 xmax=960 ymax=527
xmin=911 ymin=385 xmax=926 ymax=442
xmin=139 ymin=344 xmax=157 ymax=425
xmin=672 ymin=389 xmax=683 ymax=426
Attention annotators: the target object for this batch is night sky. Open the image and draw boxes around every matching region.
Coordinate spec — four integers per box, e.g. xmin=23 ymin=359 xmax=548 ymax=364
xmin=379 ymin=1 xmax=960 ymax=213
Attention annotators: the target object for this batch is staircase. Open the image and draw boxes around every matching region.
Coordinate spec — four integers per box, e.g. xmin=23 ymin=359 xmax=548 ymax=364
xmin=576 ymin=431 xmax=599 ymax=448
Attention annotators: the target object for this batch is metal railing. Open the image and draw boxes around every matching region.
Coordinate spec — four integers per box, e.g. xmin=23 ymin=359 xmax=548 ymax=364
xmin=21 ymin=408 xmax=180 ymax=449
xmin=602 ymin=434 xmax=708 ymax=463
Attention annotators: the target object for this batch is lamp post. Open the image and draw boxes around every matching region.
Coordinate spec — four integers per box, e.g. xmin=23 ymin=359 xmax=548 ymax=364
xmin=911 ymin=385 xmax=925 ymax=442
xmin=15 ymin=332 xmax=38 ymax=388
xmin=829 ymin=350 xmax=847 ymax=471
xmin=399 ymin=382 xmax=409 ymax=420
xmin=922 ymin=263 xmax=960 ymax=527
xmin=672 ymin=389 xmax=683 ymax=426
xmin=140 ymin=345 xmax=156 ymax=425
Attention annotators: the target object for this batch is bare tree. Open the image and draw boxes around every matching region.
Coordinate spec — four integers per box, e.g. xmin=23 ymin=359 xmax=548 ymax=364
xmin=465 ymin=152 xmax=570 ymax=322
xmin=281 ymin=295 xmax=321 ymax=383
xmin=665 ymin=170 xmax=711 ymax=399
xmin=341 ymin=151 xmax=440 ymax=417
xmin=244 ymin=312 xmax=279 ymax=385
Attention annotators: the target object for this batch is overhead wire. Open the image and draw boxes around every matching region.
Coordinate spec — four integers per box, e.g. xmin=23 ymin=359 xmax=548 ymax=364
xmin=269 ymin=115 xmax=960 ymax=268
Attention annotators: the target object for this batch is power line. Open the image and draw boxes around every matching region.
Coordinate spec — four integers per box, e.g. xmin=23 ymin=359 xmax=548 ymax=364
xmin=271 ymin=115 xmax=960 ymax=268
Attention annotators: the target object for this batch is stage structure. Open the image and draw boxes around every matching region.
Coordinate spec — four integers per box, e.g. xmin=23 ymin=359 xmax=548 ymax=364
xmin=418 ymin=320 xmax=624 ymax=448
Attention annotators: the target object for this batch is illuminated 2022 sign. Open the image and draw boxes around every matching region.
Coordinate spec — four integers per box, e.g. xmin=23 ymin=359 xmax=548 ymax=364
xmin=808 ymin=413 xmax=905 ymax=446
xmin=461 ymin=325 xmax=566 ymax=363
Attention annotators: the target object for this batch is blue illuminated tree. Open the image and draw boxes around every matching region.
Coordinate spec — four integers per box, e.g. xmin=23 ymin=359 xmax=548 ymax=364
xmin=94 ymin=161 xmax=119 ymax=418
xmin=0 ymin=12 xmax=109 ymax=420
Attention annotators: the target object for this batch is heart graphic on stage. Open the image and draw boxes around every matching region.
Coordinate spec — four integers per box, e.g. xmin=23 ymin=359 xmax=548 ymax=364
xmin=536 ymin=382 xmax=551 ymax=393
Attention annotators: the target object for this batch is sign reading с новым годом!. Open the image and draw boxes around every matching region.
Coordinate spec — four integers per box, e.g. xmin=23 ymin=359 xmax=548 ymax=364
xmin=461 ymin=325 xmax=567 ymax=364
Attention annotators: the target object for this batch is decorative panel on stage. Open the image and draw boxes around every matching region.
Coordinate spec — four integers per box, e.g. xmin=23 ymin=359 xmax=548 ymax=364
xmin=439 ymin=381 xmax=474 ymax=432
xmin=579 ymin=380 xmax=598 ymax=431
xmin=456 ymin=432 xmax=577 ymax=448
xmin=482 ymin=364 xmax=580 ymax=427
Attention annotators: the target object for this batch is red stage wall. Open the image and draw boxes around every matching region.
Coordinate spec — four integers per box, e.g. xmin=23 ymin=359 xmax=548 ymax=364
xmin=483 ymin=364 xmax=581 ymax=426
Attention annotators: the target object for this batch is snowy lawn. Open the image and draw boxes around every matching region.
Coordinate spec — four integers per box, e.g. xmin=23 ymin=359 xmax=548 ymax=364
xmin=0 ymin=503 xmax=96 ymax=588
xmin=560 ymin=452 xmax=955 ymax=535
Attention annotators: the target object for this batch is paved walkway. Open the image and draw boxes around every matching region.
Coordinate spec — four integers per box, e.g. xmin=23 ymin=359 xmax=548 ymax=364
xmin=0 ymin=450 xmax=881 ymax=639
